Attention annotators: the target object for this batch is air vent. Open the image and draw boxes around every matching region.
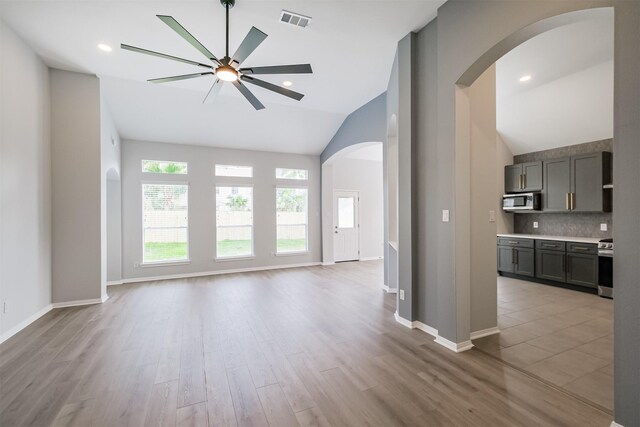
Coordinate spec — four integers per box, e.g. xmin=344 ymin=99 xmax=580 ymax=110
xmin=280 ymin=10 xmax=311 ymax=28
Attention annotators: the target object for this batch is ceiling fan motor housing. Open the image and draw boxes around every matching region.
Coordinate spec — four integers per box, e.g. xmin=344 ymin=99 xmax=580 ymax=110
xmin=220 ymin=0 xmax=235 ymax=9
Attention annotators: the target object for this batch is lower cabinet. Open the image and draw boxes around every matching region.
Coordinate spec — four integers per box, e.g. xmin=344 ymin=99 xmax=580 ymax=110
xmin=499 ymin=238 xmax=598 ymax=290
xmin=535 ymin=250 xmax=566 ymax=282
xmin=497 ymin=246 xmax=534 ymax=277
xmin=566 ymin=252 xmax=598 ymax=288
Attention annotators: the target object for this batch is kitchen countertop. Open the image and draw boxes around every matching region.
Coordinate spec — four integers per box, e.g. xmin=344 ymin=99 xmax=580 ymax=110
xmin=497 ymin=233 xmax=602 ymax=244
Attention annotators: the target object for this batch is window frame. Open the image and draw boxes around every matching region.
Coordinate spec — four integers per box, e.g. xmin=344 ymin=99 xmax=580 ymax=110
xmin=215 ymin=164 xmax=254 ymax=178
xmin=141 ymin=160 xmax=188 ymax=175
xmin=141 ymin=181 xmax=190 ymax=266
xmin=275 ymin=185 xmax=309 ymax=256
xmin=275 ymin=168 xmax=309 ymax=181
xmin=214 ymin=184 xmax=255 ymax=260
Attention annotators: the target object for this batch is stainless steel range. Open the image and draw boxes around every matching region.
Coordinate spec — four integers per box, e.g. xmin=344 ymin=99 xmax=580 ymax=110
xmin=598 ymin=238 xmax=613 ymax=298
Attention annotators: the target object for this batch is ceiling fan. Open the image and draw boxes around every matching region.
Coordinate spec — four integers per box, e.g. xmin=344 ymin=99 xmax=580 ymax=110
xmin=121 ymin=0 xmax=312 ymax=110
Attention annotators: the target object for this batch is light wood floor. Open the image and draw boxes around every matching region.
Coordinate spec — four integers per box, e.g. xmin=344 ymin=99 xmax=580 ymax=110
xmin=0 ymin=261 xmax=612 ymax=426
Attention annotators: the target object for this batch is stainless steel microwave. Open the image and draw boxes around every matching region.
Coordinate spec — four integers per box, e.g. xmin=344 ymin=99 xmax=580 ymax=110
xmin=502 ymin=192 xmax=541 ymax=211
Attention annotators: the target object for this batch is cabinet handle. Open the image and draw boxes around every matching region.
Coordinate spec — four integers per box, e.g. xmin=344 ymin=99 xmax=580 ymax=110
xmin=566 ymin=193 xmax=570 ymax=210
xmin=514 ymin=249 xmax=519 ymax=265
xmin=573 ymin=246 xmax=590 ymax=251
xmin=508 ymin=240 xmax=519 ymax=244
xmin=523 ymin=174 xmax=526 ymax=189
xmin=571 ymin=192 xmax=575 ymax=210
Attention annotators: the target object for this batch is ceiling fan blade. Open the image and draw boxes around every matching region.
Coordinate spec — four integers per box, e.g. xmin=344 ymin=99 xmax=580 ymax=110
xmin=232 ymin=80 xmax=265 ymax=110
xmin=148 ymin=72 xmax=214 ymax=84
xmin=241 ymin=75 xmax=304 ymax=101
xmin=230 ymin=27 xmax=268 ymax=66
xmin=240 ymin=64 xmax=313 ymax=75
xmin=121 ymin=44 xmax=212 ymax=69
xmin=157 ymin=15 xmax=220 ymax=64
xmin=203 ymin=79 xmax=222 ymax=104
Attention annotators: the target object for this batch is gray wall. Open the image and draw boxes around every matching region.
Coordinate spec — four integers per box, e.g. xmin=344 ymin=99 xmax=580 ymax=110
xmin=0 ymin=20 xmax=51 ymax=338
xmin=613 ymin=1 xmax=640 ymax=423
xmin=512 ymin=139 xmax=613 ymax=238
xmin=385 ymin=53 xmax=399 ymax=291
xmin=320 ymin=93 xmax=386 ymax=164
xmin=121 ymin=139 xmax=321 ymax=281
xmin=50 ymin=69 xmax=103 ymax=303
xmin=397 ymin=0 xmax=638 ymax=424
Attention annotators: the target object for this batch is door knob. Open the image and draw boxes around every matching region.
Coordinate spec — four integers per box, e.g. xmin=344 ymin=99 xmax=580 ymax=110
xmin=334 ymin=231 xmax=338 ymax=234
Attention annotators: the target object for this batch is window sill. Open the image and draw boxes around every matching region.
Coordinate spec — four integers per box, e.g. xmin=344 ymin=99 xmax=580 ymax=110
xmin=215 ymin=255 xmax=256 ymax=262
xmin=275 ymin=251 xmax=309 ymax=257
xmin=140 ymin=260 xmax=191 ymax=268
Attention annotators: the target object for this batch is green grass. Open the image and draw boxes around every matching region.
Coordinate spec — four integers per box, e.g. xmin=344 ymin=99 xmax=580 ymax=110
xmin=277 ymin=239 xmax=307 ymax=253
xmin=217 ymin=240 xmax=252 ymax=258
xmin=144 ymin=239 xmax=307 ymax=262
xmin=144 ymin=242 xmax=188 ymax=262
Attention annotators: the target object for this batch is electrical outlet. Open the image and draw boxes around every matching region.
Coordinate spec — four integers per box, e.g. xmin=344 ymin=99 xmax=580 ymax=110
xmin=399 ymin=289 xmax=405 ymax=301
xmin=489 ymin=210 xmax=496 ymax=223
xmin=533 ymin=221 xmax=539 ymax=229
xmin=442 ymin=210 xmax=450 ymax=223
xmin=601 ymin=223 xmax=608 ymax=231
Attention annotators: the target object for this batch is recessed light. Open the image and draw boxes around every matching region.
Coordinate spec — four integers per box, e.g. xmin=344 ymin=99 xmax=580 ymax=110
xmin=519 ymin=75 xmax=532 ymax=82
xmin=283 ymin=81 xmax=292 ymax=87
xmin=98 ymin=43 xmax=112 ymax=52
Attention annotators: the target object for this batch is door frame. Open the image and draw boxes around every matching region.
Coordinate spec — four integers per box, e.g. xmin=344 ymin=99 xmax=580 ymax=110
xmin=333 ymin=189 xmax=360 ymax=262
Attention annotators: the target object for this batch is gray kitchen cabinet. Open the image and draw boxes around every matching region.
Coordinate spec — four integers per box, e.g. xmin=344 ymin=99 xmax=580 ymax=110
xmin=514 ymin=248 xmax=535 ymax=277
xmin=497 ymin=246 xmax=515 ymax=273
xmin=505 ymin=164 xmax=523 ymax=193
xmin=571 ymin=152 xmax=612 ymax=213
xmin=566 ymin=252 xmax=598 ymax=288
xmin=535 ymin=250 xmax=566 ymax=282
xmin=543 ymin=157 xmax=571 ymax=212
xmin=504 ymin=162 xmax=542 ymax=193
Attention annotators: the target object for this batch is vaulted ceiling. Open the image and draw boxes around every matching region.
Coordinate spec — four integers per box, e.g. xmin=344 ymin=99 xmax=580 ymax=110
xmin=0 ymin=0 xmax=445 ymax=154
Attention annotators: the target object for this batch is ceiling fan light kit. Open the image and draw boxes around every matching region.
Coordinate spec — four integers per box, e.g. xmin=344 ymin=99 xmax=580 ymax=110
xmin=121 ymin=0 xmax=312 ymax=110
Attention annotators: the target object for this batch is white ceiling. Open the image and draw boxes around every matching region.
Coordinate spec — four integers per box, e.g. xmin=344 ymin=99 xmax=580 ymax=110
xmin=0 ymin=0 xmax=444 ymax=154
xmin=496 ymin=8 xmax=613 ymax=155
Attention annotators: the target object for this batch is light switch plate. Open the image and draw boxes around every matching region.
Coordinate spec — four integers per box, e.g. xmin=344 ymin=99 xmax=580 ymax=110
xmin=533 ymin=221 xmax=539 ymax=229
xmin=600 ymin=223 xmax=608 ymax=231
xmin=399 ymin=289 xmax=405 ymax=301
xmin=489 ymin=210 xmax=496 ymax=223
xmin=442 ymin=210 xmax=450 ymax=223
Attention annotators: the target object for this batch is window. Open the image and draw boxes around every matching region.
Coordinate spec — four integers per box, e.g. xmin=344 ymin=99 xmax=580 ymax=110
xmin=276 ymin=168 xmax=308 ymax=180
xmin=216 ymin=186 xmax=253 ymax=258
xmin=215 ymin=164 xmax=253 ymax=178
xmin=337 ymin=197 xmax=355 ymax=229
xmin=142 ymin=184 xmax=189 ymax=263
xmin=276 ymin=187 xmax=308 ymax=253
xmin=142 ymin=160 xmax=188 ymax=174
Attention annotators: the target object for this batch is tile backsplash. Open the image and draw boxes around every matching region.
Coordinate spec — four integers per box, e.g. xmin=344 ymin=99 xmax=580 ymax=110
xmin=512 ymin=139 xmax=613 ymax=238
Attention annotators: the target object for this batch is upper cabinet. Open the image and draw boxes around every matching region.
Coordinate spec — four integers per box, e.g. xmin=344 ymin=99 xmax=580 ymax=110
xmin=506 ymin=151 xmax=612 ymax=213
xmin=504 ymin=161 xmax=542 ymax=193
xmin=543 ymin=152 xmax=612 ymax=213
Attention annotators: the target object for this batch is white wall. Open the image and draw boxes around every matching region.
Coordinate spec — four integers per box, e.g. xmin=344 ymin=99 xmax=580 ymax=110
xmin=0 ymin=20 xmax=51 ymax=339
xmin=331 ymin=157 xmax=384 ymax=260
xmin=50 ymin=69 xmax=103 ymax=303
xmin=101 ymin=93 xmax=121 ymax=286
xmin=121 ymin=139 xmax=321 ymax=281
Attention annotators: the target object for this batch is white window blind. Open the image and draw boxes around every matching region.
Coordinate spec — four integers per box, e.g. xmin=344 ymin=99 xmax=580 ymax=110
xmin=216 ymin=186 xmax=253 ymax=258
xmin=142 ymin=184 xmax=189 ymax=263
xmin=276 ymin=187 xmax=308 ymax=253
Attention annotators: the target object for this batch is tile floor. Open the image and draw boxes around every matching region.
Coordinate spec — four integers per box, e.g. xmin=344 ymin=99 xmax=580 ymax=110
xmin=474 ymin=276 xmax=614 ymax=412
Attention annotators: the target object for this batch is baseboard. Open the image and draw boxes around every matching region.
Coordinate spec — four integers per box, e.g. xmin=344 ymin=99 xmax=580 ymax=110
xmin=120 ymin=262 xmax=322 ymax=285
xmin=470 ymin=326 xmax=500 ymax=340
xmin=393 ymin=312 xmax=438 ymax=338
xmin=382 ymin=285 xmax=398 ymax=294
xmin=322 ymin=262 xmax=335 ymax=266
xmin=52 ymin=298 xmax=104 ymax=309
xmin=434 ymin=336 xmax=474 ymax=353
xmin=107 ymin=280 xmax=124 ymax=286
xmin=0 ymin=304 xmax=53 ymax=345
xmin=610 ymin=422 xmax=624 ymax=427
xmin=359 ymin=256 xmax=383 ymax=261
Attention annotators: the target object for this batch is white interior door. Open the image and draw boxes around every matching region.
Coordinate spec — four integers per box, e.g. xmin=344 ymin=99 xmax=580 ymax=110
xmin=334 ymin=191 xmax=359 ymax=262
